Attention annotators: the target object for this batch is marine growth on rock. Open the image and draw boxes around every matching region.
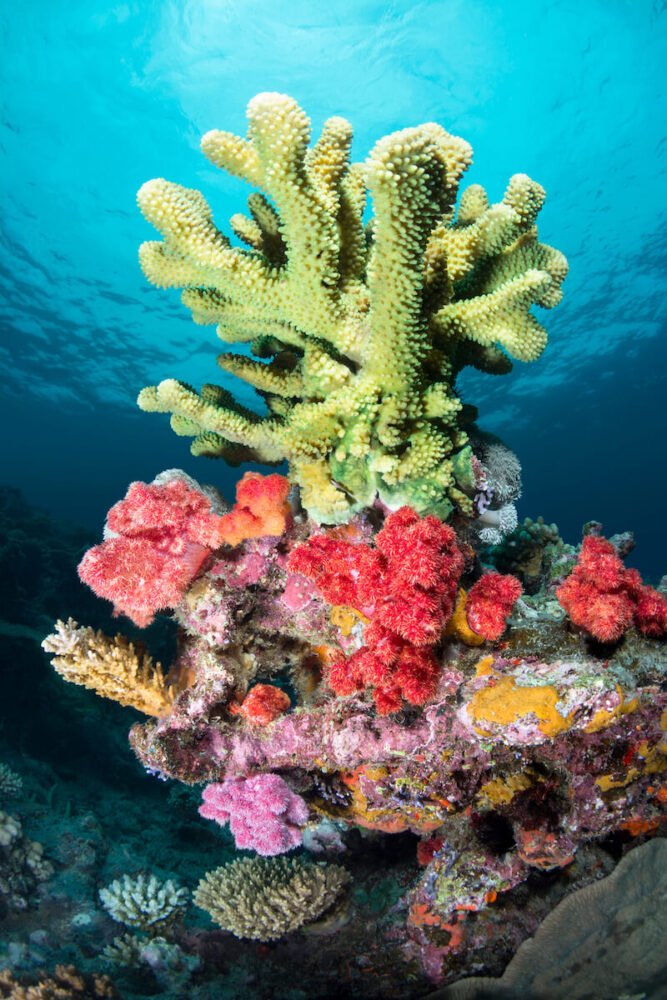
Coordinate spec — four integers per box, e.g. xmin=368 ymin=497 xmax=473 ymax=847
xmin=41 ymin=94 xmax=666 ymax=991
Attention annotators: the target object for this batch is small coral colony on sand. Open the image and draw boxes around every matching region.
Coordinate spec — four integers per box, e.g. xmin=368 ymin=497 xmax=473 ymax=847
xmin=43 ymin=93 xmax=666 ymax=982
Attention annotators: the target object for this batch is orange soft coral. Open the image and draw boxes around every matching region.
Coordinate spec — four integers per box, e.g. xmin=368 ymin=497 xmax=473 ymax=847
xmin=216 ymin=473 xmax=292 ymax=546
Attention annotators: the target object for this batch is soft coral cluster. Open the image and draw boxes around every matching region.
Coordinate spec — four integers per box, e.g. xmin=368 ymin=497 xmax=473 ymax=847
xmin=465 ymin=572 xmax=523 ymax=641
xmin=77 ymin=471 xmax=292 ymax=630
xmin=199 ymin=774 xmax=308 ymax=856
xmin=288 ymin=507 xmax=465 ymax=713
xmin=78 ymin=472 xmax=227 ymax=627
xmin=215 ymin=472 xmax=292 ymax=546
xmin=556 ymin=535 xmax=667 ymax=642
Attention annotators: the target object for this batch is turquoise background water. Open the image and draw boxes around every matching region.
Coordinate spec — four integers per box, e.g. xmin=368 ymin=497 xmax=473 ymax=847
xmin=2 ymin=0 xmax=666 ymax=575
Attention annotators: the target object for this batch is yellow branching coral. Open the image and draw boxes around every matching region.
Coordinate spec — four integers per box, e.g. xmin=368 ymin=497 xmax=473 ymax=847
xmin=194 ymin=855 xmax=350 ymax=941
xmin=41 ymin=618 xmax=176 ymax=717
xmin=137 ymin=93 xmax=567 ymax=523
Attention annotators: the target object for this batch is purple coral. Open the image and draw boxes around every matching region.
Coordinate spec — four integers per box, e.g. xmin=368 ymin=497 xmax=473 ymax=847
xmin=199 ymin=774 xmax=309 ymax=856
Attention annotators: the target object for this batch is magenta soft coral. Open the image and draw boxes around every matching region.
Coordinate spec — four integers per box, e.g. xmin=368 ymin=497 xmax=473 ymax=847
xmin=78 ymin=473 xmax=226 ymax=627
xmin=288 ymin=507 xmax=465 ymax=714
xmin=199 ymin=774 xmax=308 ymax=855
xmin=556 ymin=535 xmax=667 ymax=642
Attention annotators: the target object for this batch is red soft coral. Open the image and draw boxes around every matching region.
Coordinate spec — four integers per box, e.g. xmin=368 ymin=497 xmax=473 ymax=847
xmin=556 ymin=535 xmax=667 ymax=642
xmin=465 ymin=572 xmax=523 ymax=641
xmin=288 ymin=507 xmax=465 ymax=714
xmin=78 ymin=473 xmax=226 ymax=627
xmin=231 ymin=684 xmax=291 ymax=726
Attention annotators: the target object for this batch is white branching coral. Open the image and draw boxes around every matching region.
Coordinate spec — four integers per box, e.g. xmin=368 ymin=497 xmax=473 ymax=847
xmin=99 ymin=873 xmax=189 ymax=933
xmin=0 ymin=763 xmax=23 ymax=799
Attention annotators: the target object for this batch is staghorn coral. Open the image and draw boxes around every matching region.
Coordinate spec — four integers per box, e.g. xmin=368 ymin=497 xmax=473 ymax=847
xmin=42 ymin=618 xmax=176 ymax=717
xmin=0 ymin=966 xmax=119 ymax=999
xmin=199 ymin=774 xmax=309 ymax=855
xmin=194 ymin=855 xmax=350 ymax=941
xmin=99 ymin=873 xmax=189 ymax=933
xmin=136 ymin=92 xmax=566 ymax=524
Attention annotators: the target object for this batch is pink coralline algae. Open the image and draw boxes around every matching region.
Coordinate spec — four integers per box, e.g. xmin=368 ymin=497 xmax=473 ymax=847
xmin=556 ymin=534 xmax=667 ymax=642
xmin=199 ymin=774 xmax=309 ymax=855
xmin=77 ymin=472 xmax=227 ymax=627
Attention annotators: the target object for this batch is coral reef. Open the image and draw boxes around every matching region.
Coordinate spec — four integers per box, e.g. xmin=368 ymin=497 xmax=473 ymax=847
xmin=39 ymin=94 xmax=667 ymax=994
xmin=194 ymin=855 xmax=351 ymax=941
xmin=136 ymin=93 xmax=566 ymax=524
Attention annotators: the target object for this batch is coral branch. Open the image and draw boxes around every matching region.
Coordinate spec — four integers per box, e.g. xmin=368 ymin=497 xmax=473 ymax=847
xmin=41 ymin=619 xmax=176 ymax=717
xmin=137 ymin=93 xmax=567 ymax=524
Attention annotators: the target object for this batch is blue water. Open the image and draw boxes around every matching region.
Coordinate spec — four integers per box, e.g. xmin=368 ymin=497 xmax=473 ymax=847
xmin=1 ymin=0 xmax=666 ymax=575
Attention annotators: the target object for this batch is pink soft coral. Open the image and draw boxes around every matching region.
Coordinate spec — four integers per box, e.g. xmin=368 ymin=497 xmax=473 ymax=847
xmin=465 ymin=572 xmax=523 ymax=641
xmin=288 ymin=507 xmax=465 ymax=714
xmin=199 ymin=774 xmax=308 ymax=855
xmin=556 ymin=535 xmax=667 ymax=642
xmin=78 ymin=473 xmax=226 ymax=627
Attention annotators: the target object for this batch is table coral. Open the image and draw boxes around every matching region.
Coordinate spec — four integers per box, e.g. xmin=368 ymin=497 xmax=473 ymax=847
xmin=136 ymin=93 xmax=567 ymax=524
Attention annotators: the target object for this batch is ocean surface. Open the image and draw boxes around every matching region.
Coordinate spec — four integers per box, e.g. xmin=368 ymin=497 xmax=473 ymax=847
xmin=0 ymin=2 xmax=665 ymax=997
xmin=2 ymin=0 xmax=666 ymax=576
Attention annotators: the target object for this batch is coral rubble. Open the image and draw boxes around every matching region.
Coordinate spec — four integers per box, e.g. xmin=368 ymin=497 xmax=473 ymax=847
xmin=40 ymin=93 xmax=667 ymax=993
